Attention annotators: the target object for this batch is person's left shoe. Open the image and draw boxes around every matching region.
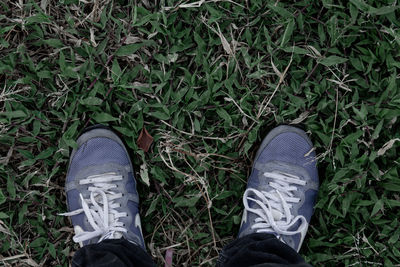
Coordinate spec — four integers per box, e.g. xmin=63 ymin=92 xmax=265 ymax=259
xmin=60 ymin=125 xmax=145 ymax=249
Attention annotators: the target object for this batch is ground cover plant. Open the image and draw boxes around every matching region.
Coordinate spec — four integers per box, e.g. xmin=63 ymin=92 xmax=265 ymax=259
xmin=1 ymin=0 xmax=400 ymax=266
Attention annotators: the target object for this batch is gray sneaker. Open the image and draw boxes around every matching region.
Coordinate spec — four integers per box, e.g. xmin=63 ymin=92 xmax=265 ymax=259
xmin=60 ymin=125 xmax=145 ymax=249
xmin=238 ymin=125 xmax=319 ymax=252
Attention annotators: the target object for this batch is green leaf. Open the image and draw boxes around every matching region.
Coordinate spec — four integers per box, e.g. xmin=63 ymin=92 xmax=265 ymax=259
xmin=111 ymin=59 xmax=122 ymax=82
xmin=382 ymin=183 xmax=400 ymax=192
xmin=371 ymin=199 xmax=384 ymax=216
xmin=194 ymin=31 xmax=206 ymax=49
xmin=267 ymin=4 xmax=294 ymax=18
xmin=148 ymin=111 xmax=170 ymax=120
xmin=371 ymin=5 xmax=400 ymax=15
xmin=388 ymin=231 xmax=399 ymax=244
xmin=145 ymin=195 xmax=159 ymax=217
xmin=80 ymin=96 xmax=103 ymax=106
xmin=319 ymin=56 xmax=348 ymax=66
xmin=0 ymin=189 xmax=5 ymax=205
xmin=349 ymin=0 xmax=399 ymax=15
xmin=343 ymin=130 xmax=363 ymax=144
xmin=352 ymin=104 xmax=367 ymax=121
xmin=213 ymin=206 xmax=228 ymax=215
xmin=116 ymin=43 xmax=144 ymax=56
xmin=63 ymin=120 xmax=79 ymax=140
xmin=26 ymin=14 xmax=51 ymax=23
xmin=0 ymin=110 xmax=26 ymax=119
xmin=36 ymin=147 xmax=55 ymax=160
xmin=59 ymin=50 xmax=66 ymax=72
xmin=92 ymin=112 xmax=119 ymax=123
xmin=215 ymin=191 xmax=235 ymax=200
xmin=283 ymin=46 xmax=309 ymax=55
xmin=18 ymin=204 xmax=28 ymax=224
xmin=114 ymin=126 xmax=135 ymax=137
xmin=19 ymin=159 xmax=36 ymax=168
xmin=280 ymin=19 xmax=295 ymax=47
xmin=7 ymin=175 xmax=16 ymax=198
xmin=150 ymin=166 xmax=167 ymax=184
xmin=371 ymin=120 xmax=383 ymax=140
xmin=36 ymin=70 xmax=53 ymax=79
xmin=349 ymin=0 xmax=372 ymax=12
xmin=216 ymin=108 xmax=232 ymax=125
xmin=48 ymin=243 xmax=56 ymax=258
xmin=43 ymin=39 xmax=64 ymax=48
xmin=31 ymin=237 xmax=47 ymax=248
xmin=173 ymin=195 xmax=201 ymax=207
xmin=333 ymin=168 xmax=349 ymax=182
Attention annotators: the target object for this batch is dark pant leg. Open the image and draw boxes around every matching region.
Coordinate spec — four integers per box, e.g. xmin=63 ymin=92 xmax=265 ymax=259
xmin=216 ymin=233 xmax=312 ymax=267
xmin=72 ymin=239 xmax=156 ymax=267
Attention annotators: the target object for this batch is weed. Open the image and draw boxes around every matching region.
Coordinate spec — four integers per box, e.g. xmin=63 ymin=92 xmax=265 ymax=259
xmin=1 ymin=0 xmax=400 ymax=266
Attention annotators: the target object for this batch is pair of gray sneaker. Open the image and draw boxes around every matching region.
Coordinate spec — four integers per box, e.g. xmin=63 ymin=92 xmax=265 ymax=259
xmin=61 ymin=125 xmax=318 ymax=253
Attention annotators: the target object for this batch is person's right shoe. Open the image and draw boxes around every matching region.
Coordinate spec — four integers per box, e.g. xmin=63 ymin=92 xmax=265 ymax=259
xmin=60 ymin=125 xmax=145 ymax=249
xmin=238 ymin=125 xmax=319 ymax=252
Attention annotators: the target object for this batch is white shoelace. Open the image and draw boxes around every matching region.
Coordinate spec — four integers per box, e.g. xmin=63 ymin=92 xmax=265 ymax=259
xmin=243 ymin=171 xmax=308 ymax=236
xmin=60 ymin=173 xmax=128 ymax=243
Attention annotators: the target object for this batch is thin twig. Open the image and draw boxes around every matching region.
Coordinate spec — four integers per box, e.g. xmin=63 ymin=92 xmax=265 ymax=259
xmin=257 ymin=54 xmax=294 ymax=119
xmin=160 ymin=120 xmax=242 ymax=142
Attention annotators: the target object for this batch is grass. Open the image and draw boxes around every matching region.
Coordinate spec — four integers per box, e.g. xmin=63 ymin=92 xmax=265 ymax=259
xmin=1 ymin=0 xmax=400 ymax=266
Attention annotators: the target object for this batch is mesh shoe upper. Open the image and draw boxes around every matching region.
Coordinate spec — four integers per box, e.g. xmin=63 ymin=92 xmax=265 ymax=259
xmin=63 ymin=127 xmax=145 ymax=249
xmin=238 ymin=125 xmax=319 ymax=252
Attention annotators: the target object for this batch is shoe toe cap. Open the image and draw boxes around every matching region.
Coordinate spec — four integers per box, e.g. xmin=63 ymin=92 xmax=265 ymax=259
xmin=67 ymin=137 xmax=130 ymax=181
xmin=257 ymin=131 xmax=318 ymax=183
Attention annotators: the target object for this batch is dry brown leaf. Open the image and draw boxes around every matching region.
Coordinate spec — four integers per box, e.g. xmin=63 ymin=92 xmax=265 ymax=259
xmin=137 ymin=127 xmax=154 ymax=152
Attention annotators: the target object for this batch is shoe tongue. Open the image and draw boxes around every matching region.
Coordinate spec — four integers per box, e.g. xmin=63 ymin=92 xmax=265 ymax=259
xmin=266 ymin=191 xmax=284 ymax=221
xmin=271 ymin=209 xmax=283 ymax=220
xmin=112 ymin=232 xmax=123 ymax=239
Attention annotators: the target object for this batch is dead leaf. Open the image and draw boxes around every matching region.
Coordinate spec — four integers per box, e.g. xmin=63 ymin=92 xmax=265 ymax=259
xmin=216 ymin=23 xmax=232 ymax=55
xmin=137 ymin=127 xmax=154 ymax=152
xmin=290 ymin=111 xmax=310 ymax=125
xmin=377 ymin=138 xmax=400 ymax=156
xmin=140 ymin=163 xmax=150 ymax=186
xmin=22 ymin=259 xmax=39 ymax=267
